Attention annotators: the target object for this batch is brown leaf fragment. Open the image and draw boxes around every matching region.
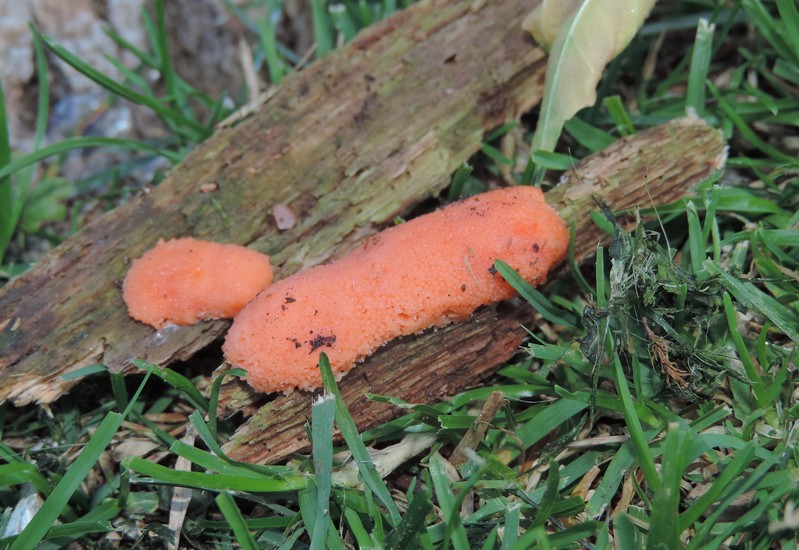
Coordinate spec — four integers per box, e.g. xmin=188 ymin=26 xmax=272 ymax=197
xmin=643 ymin=316 xmax=689 ymax=388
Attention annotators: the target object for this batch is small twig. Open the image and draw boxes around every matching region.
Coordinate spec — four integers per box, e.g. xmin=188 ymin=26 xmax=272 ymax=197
xmin=449 ymin=391 xmax=507 ymax=468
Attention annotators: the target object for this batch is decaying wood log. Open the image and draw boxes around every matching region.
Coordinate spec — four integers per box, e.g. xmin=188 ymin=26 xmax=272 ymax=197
xmin=221 ymin=116 xmax=726 ymax=464
xmin=0 ymin=0 xmax=549 ymax=405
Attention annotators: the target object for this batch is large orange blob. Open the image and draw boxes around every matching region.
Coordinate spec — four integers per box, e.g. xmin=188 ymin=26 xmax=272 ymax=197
xmin=123 ymin=238 xmax=273 ymax=329
xmin=224 ymin=186 xmax=569 ymax=394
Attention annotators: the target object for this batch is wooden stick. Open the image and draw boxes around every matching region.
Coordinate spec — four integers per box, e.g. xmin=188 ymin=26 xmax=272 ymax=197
xmin=450 ymin=391 xmax=508 ymax=468
xmin=0 ymin=0 xmax=546 ymax=405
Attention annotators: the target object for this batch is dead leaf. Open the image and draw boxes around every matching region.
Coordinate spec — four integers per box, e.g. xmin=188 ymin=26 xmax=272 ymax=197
xmin=526 ymin=0 xmax=658 ymax=155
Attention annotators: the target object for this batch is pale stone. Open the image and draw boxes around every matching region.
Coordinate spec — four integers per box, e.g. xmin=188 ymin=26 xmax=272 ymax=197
xmin=32 ymin=0 xmax=122 ymax=92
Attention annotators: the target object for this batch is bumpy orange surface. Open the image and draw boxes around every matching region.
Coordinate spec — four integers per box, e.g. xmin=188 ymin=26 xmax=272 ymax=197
xmin=123 ymin=238 xmax=273 ymax=329
xmin=224 ymin=186 xmax=569 ymax=394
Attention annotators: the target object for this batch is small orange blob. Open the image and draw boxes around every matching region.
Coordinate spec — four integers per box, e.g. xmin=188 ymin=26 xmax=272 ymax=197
xmin=123 ymin=237 xmax=273 ymax=329
xmin=224 ymin=186 xmax=569 ymax=394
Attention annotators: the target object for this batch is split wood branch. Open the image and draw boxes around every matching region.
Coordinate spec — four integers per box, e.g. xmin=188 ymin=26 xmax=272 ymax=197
xmin=0 ymin=0 xmax=546 ymax=405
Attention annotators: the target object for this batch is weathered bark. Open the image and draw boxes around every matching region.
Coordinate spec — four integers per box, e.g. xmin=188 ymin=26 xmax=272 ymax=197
xmin=0 ymin=0 xmax=548 ymax=405
xmin=221 ymin=116 xmax=726 ymax=464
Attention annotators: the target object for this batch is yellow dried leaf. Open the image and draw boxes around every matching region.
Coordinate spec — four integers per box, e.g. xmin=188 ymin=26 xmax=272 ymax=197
xmin=527 ymin=0 xmax=658 ymax=155
xmin=522 ymin=0 xmax=584 ymax=51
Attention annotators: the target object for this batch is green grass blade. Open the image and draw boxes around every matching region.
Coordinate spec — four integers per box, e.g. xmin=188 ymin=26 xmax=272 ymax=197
xmin=701 ymin=184 xmax=722 ymax=245
xmin=586 ymin=441 xmax=635 ymax=518
xmin=381 ymin=0 xmax=397 ymax=18
xmin=685 ymin=201 xmax=708 ymax=278
xmin=311 ymin=0 xmax=334 ymax=58
xmin=104 ymin=55 xmax=154 ymax=98
xmin=554 ymin=386 xmax=662 ymax=427
xmin=186 ymin=411 xmax=291 ymax=478
xmin=0 ymin=137 xmax=181 ymax=183
xmin=215 ymin=492 xmax=259 ymax=550
xmin=481 ymin=143 xmax=514 ymax=166
xmin=0 ymin=80 xmax=12 ymax=265
xmin=485 ymin=121 xmax=519 ymax=142
xmin=310 ymin=393 xmax=335 ymax=549
xmin=30 ymin=24 xmax=50 ymax=149
xmin=501 ymin=503 xmax=521 ymax=549
xmin=170 ymin=439 xmax=251 ymax=475
xmin=350 ymin=1 xmax=375 ymax=28
xmin=686 ymin=451 xmax=784 ymax=548
xmin=124 ymin=456 xmax=306 ymax=491
xmin=0 ymin=444 xmax=26 ymax=465
xmin=613 ymin=514 xmax=639 ymax=547
xmin=204 ymin=94 xmax=230 ymax=128
xmin=330 ymin=5 xmax=359 ymax=43
xmin=520 ymin=154 xmax=539 ymax=186
xmin=133 ymin=359 xmax=209 ymax=413
xmin=707 ymin=261 xmax=799 ymax=345
xmin=708 ymin=81 xmax=798 ymax=165
xmin=593 ymin=212 xmax=616 ymax=235
xmin=318 ymin=354 xmax=401 ymax=524
xmin=479 ymin=527 xmax=499 ymax=550
xmin=689 ymin=405 xmax=731 ymax=434
xmin=258 ymin=8 xmax=289 ymax=85
xmin=530 ymin=150 xmax=574 ymax=171
xmin=128 ymin=409 xmax=176 ymax=450
xmin=0 ymin=463 xmax=51 ymax=496
xmin=507 ymin=526 xmax=549 ymax=550
xmin=343 ymin=507 xmax=374 ymax=548
xmin=276 ymin=528 xmax=306 ymax=550
xmin=700 ymin=483 xmax=794 ymax=549
xmin=385 ymin=487 xmax=433 ymax=549
xmin=603 ymin=95 xmax=636 ymax=136
xmin=564 ymin=117 xmax=615 ymax=151
xmin=153 ymin=0 xmax=183 ymax=114
xmin=546 ymin=521 xmax=602 ymax=547
xmin=4 ymin=24 xmax=55 ymax=262
xmin=776 ymin=0 xmax=799 ymax=61
xmin=495 ymin=259 xmax=578 ymax=328
xmin=720 ymin=292 xmax=769 ymax=407
xmin=685 ymin=18 xmax=715 ymax=116
xmin=612 ymin=352 xmax=660 ymax=492
xmin=364 ymin=484 xmax=386 ymax=545
xmin=196 ymin=516 xmax=293 ymax=530
xmin=221 ymin=0 xmax=301 ymax=64
xmin=34 ymin=28 xmax=204 ymax=140
xmin=516 ymin=398 xmax=588 ymax=449
xmin=679 ymin=442 xmax=755 ymax=531
xmin=170 ymin=437 xmax=291 ymax=480
xmin=742 ymin=0 xmax=795 ymax=63
xmin=38 ymin=501 xmax=121 ymax=548
xmin=530 ymin=461 xmax=559 ymax=529
xmin=447 ymin=162 xmax=474 ymax=201
xmin=104 ymin=25 xmax=157 ymax=66
xmin=591 ymin=245 xmax=613 ymax=308
xmin=207 ymin=367 xmax=248 ymax=438
xmin=429 ymin=454 xmax=469 ymax=550
xmin=647 ymin=423 xmax=691 ymax=549
xmin=44 ymin=520 xmax=113 ymax=540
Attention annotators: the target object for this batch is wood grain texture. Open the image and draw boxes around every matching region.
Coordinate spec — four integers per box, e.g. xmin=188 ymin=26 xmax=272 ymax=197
xmin=0 ymin=0 xmax=547 ymax=405
xmin=221 ymin=116 xmax=726 ymax=464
